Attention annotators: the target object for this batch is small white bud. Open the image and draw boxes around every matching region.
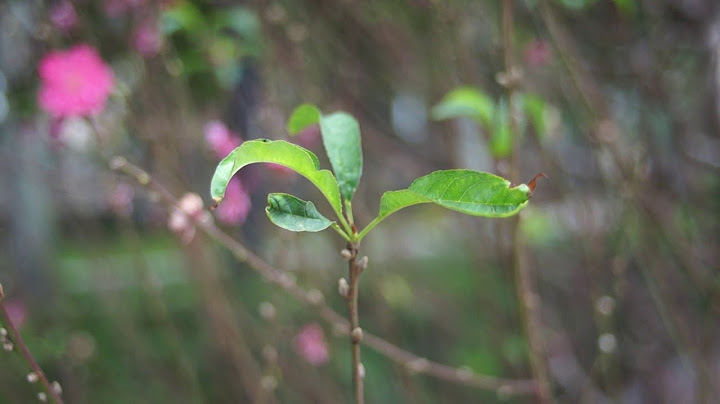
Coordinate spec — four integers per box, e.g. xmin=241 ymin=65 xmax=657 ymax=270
xmin=258 ymin=302 xmax=276 ymax=320
xmin=350 ymin=327 xmax=363 ymax=343
xmin=260 ymin=375 xmax=278 ymax=391
xmin=306 ymin=289 xmax=324 ymax=305
xmin=497 ymin=385 xmax=513 ymax=400
xmin=598 ymin=333 xmax=617 ymax=353
xmin=358 ymin=363 xmax=365 ymax=379
xmin=262 ymin=345 xmax=278 ymax=363
xmin=0 ymin=328 xmax=7 ymax=337
xmin=340 ymin=249 xmax=353 ymax=260
xmin=456 ymin=366 xmax=473 ymax=381
xmin=277 ymin=273 xmax=296 ymax=288
xmin=338 ymin=278 xmax=349 ymax=298
xmin=51 ymin=381 xmax=62 ymax=394
xmin=37 ymin=392 xmax=47 ymax=402
xmin=108 ymin=156 xmax=126 ymax=171
xmin=357 ymin=256 xmax=368 ymax=270
xmin=27 ymin=372 xmax=38 ymax=383
xmin=3 ymin=341 xmax=13 ymax=351
xmin=406 ymin=358 xmax=430 ymax=374
xmin=595 ymin=296 xmax=615 ymax=316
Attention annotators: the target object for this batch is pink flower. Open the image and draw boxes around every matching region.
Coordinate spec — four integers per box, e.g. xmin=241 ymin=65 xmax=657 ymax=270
xmin=50 ymin=1 xmax=77 ymax=31
xmin=4 ymin=300 xmax=27 ymax=330
xmin=133 ymin=20 xmax=162 ymax=57
xmin=292 ymin=125 xmax=321 ymax=148
xmin=167 ymin=193 xmax=211 ymax=244
xmin=267 ymin=163 xmax=295 ymax=176
xmin=204 ymin=120 xmax=242 ymax=158
xmin=38 ymin=45 xmax=114 ymax=118
xmin=524 ymin=40 xmax=551 ymax=68
xmin=108 ymin=183 xmax=135 ymax=218
xmin=215 ymin=178 xmax=251 ymax=225
xmin=294 ymin=323 xmax=329 ymax=366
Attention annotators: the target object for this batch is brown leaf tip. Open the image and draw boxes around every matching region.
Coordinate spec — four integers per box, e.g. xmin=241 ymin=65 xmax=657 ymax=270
xmin=528 ymin=172 xmax=548 ymax=194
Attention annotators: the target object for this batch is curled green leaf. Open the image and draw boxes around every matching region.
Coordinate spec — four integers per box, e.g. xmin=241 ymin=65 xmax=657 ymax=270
xmin=210 ymin=139 xmax=343 ymax=219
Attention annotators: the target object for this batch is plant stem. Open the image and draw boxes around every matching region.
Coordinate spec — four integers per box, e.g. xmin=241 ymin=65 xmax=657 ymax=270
xmin=0 ymin=284 xmax=63 ymax=404
xmin=111 ymin=156 xmax=539 ymax=397
xmin=501 ymin=0 xmax=552 ymax=402
xmin=346 ymin=242 xmax=364 ymax=404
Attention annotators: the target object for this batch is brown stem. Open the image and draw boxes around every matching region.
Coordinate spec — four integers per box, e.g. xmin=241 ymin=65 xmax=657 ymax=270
xmin=110 ymin=156 xmax=538 ymax=397
xmin=502 ymin=0 xmax=552 ymax=402
xmin=0 ymin=285 xmax=63 ymax=404
xmin=346 ymin=243 xmax=364 ymax=404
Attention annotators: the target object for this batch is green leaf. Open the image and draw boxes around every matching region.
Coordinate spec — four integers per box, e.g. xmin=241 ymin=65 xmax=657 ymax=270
xmin=160 ymin=2 xmax=206 ymax=35
xmin=265 ymin=193 xmax=333 ymax=232
xmin=490 ymin=98 xmax=513 ymax=159
xmin=359 ymin=170 xmax=530 ymax=239
xmin=287 ymin=105 xmax=364 ymax=201
xmin=611 ymin=0 xmax=636 ymax=16
xmin=431 ymin=87 xmax=495 ymax=128
xmin=522 ymin=93 xmax=547 ymax=140
xmin=553 ymin=0 xmax=600 ymax=11
xmin=318 ymin=112 xmax=363 ymax=201
xmin=210 ymin=139 xmax=343 ymax=219
xmin=287 ymin=104 xmax=321 ymax=135
xmin=216 ymin=6 xmax=260 ymax=38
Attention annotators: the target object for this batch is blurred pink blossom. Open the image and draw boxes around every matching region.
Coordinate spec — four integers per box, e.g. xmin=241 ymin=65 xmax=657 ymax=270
xmin=4 ymin=300 xmax=27 ymax=330
xmin=204 ymin=120 xmax=242 ymax=159
xmin=133 ymin=20 xmax=162 ymax=57
xmin=168 ymin=193 xmax=211 ymax=243
xmin=267 ymin=163 xmax=295 ymax=176
xmin=50 ymin=1 xmax=77 ymax=31
xmin=524 ymin=40 xmax=551 ymax=68
xmin=38 ymin=45 xmax=114 ymax=118
xmin=109 ymin=183 xmax=135 ymax=217
xmin=294 ymin=323 xmax=329 ymax=366
xmin=293 ymin=125 xmax=321 ymax=148
xmin=215 ymin=178 xmax=251 ymax=226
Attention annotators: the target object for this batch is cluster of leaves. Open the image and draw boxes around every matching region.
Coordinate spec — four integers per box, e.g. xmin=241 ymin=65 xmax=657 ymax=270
xmin=210 ymin=105 xmax=534 ymax=244
xmin=161 ymin=3 xmax=261 ymax=89
xmin=431 ymin=87 xmax=551 ymax=159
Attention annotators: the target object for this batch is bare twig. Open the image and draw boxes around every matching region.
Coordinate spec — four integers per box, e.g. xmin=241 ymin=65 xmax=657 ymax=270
xmin=109 ymin=156 xmax=538 ymax=397
xmin=501 ymin=0 xmax=552 ymax=402
xmin=0 ymin=284 xmax=64 ymax=404
xmin=345 ymin=243 xmax=364 ymax=404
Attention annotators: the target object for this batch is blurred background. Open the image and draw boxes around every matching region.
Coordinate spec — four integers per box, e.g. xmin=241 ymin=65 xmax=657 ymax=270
xmin=1 ymin=0 xmax=719 ymax=402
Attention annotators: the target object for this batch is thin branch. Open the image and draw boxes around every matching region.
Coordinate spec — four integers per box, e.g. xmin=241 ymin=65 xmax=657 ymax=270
xmin=109 ymin=156 xmax=538 ymax=397
xmin=345 ymin=243 xmax=364 ymax=404
xmin=502 ymin=0 xmax=552 ymax=402
xmin=0 ymin=284 xmax=64 ymax=404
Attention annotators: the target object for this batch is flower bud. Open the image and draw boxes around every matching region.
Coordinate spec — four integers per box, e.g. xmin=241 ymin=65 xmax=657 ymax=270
xmin=351 ymin=327 xmax=363 ymax=343
xmin=306 ymin=289 xmax=324 ymax=305
xmin=27 ymin=372 xmax=38 ymax=383
xmin=338 ymin=278 xmax=349 ymax=298
xmin=357 ymin=256 xmax=369 ymax=271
